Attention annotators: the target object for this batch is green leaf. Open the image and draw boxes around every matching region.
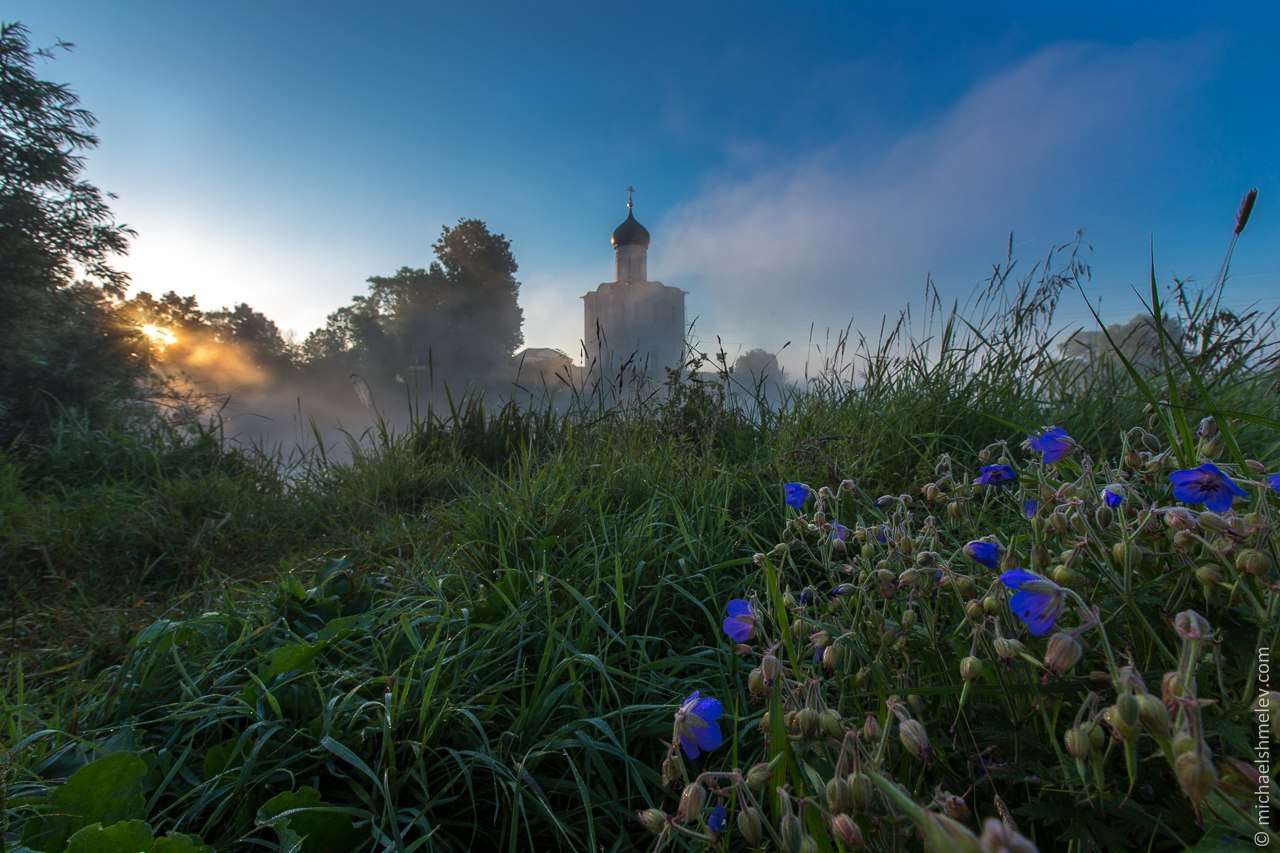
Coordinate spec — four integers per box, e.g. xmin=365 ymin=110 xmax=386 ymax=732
xmin=256 ymin=786 xmax=363 ymax=853
xmin=21 ymin=752 xmax=148 ymax=853
xmin=151 ymin=831 xmax=213 ymax=852
xmin=64 ymin=820 xmax=154 ymax=853
xmin=261 ymin=641 xmax=323 ymax=682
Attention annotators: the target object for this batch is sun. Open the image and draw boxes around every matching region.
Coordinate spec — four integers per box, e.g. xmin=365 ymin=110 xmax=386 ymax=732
xmin=139 ymin=324 xmax=178 ymax=346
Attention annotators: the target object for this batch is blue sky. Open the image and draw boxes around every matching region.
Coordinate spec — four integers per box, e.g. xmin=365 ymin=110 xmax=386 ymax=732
xmin=9 ymin=1 xmax=1279 ymax=372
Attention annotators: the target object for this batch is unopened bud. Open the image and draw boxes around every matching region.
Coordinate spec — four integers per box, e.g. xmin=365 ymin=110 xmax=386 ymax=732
xmin=846 ymin=770 xmax=873 ymax=812
xmin=921 ymin=811 xmax=981 ymax=853
xmin=821 ymin=708 xmax=844 ymax=740
xmin=1163 ymin=671 xmax=1188 ymax=703
xmin=862 ymin=714 xmax=881 ymax=742
xmin=899 ymin=718 xmax=932 ymax=760
xmin=676 ymin=780 xmax=706 ymax=822
xmin=1173 ymin=610 xmax=1212 ymax=642
xmin=745 ymin=762 xmax=772 ymax=790
xmin=737 ymin=806 xmax=764 ymax=846
xmin=965 ymin=600 xmax=985 ymax=622
xmin=1065 ymin=726 xmax=1091 ymax=759
xmin=1195 ymin=564 xmax=1224 ymax=585
xmin=1044 ymin=632 xmax=1083 ymax=676
xmin=994 ymin=636 xmax=1026 ymax=663
xmin=1051 ymin=565 xmax=1082 ymax=588
xmin=1137 ymin=693 xmax=1170 ymax=738
xmin=1031 ymin=543 xmax=1050 ymax=569
xmin=661 ymin=753 xmax=685 ymax=786
xmin=826 ymin=775 xmax=851 ymax=812
xmin=832 ymin=813 xmax=864 ymax=848
xmin=948 ymin=501 xmax=963 ymax=520
xmin=901 ymin=609 xmax=918 ymax=629
xmin=779 ymin=813 xmax=805 ymax=853
xmin=761 ymin=653 xmax=782 ymax=685
xmin=1236 ymin=548 xmax=1274 ymax=577
xmin=939 ymin=791 xmax=970 ymax=821
xmin=1175 ymin=748 xmax=1218 ymax=807
xmin=748 ymin=667 xmax=766 ymax=695
xmin=637 ymin=808 xmax=666 ymax=835
xmin=1094 ymin=505 xmax=1114 ymax=529
xmin=980 ymin=817 xmax=1038 ymax=853
xmin=796 ymin=707 xmax=820 ymax=739
xmin=960 ymin=656 xmax=984 ymax=681
xmin=1197 ymin=511 xmax=1229 ymax=533
xmin=1049 ymin=510 xmax=1070 ymax=536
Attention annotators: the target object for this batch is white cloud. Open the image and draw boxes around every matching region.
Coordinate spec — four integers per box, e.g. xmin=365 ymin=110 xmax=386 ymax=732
xmin=654 ymin=38 xmax=1212 ymax=374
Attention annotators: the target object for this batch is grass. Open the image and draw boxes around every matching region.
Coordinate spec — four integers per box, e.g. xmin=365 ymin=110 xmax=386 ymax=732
xmin=2 ymin=233 xmax=1278 ymax=851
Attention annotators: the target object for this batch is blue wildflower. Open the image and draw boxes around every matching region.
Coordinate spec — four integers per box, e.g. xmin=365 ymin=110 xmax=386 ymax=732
xmin=1029 ymin=426 xmax=1075 ymax=464
xmin=1102 ymin=485 xmax=1124 ymax=508
xmin=964 ymin=540 xmax=1002 ymax=570
xmin=1268 ymin=474 xmax=1280 ymax=494
xmin=974 ymin=465 xmax=1017 ymax=486
xmin=1169 ymin=463 xmax=1249 ymax=513
xmin=1000 ymin=568 xmax=1067 ymax=636
xmin=871 ymin=524 xmax=888 ymax=543
xmin=722 ymin=600 xmax=758 ymax=643
xmin=831 ymin=583 xmax=856 ymax=596
xmin=708 ymin=803 xmax=727 ymax=835
xmin=831 ymin=522 xmax=850 ymax=542
xmin=674 ymin=691 xmax=723 ymax=760
xmin=784 ymin=482 xmax=809 ymax=510
xmin=1024 ymin=499 xmax=1039 ymax=518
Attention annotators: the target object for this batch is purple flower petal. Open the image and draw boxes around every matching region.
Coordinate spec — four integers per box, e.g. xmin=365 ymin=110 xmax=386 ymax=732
xmin=974 ymin=464 xmax=1017 ymax=486
xmin=1170 ymin=463 xmax=1249 ymax=513
xmin=1029 ymin=426 xmax=1075 ymax=464
xmin=784 ymin=482 xmax=809 ymax=510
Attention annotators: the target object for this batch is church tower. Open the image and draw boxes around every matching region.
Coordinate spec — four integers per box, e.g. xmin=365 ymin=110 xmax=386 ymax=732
xmin=582 ymin=188 xmax=687 ymax=375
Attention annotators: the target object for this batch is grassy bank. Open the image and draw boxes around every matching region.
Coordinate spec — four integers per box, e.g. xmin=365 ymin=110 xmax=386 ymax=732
xmin=3 ymin=252 xmax=1278 ymax=851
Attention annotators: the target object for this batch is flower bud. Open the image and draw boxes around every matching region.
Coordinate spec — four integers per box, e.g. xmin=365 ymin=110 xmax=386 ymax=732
xmin=832 ymin=813 xmax=864 ymax=848
xmin=745 ymin=762 xmax=772 ymax=790
xmin=1051 ymin=565 xmax=1082 ymax=588
xmin=994 ymin=636 xmax=1025 ymax=664
xmin=1044 ymin=632 xmax=1083 ymax=676
xmin=1064 ymin=726 xmax=1091 ymax=759
xmin=862 ymin=714 xmax=881 ymax=742
xmin=1164 ymin=506 xmax=1198 ymax=530
xmin=846 ymin=770 xmax=873 ymax=812
xmin=921 ymin=811 xmax=981 ymax=853
xmin=1195 ymin=564 xmax=1224 ymax=585
xmin=826 ymin=775 xmax=851 ymax=812
xmin=821 ymin=708 xmax=844 ymax=740
xmin=982 ymin=595 xmax=1001 ymax=615
xmin=1049 ymin=510 xmax=1070 ymax=536
xmin=823 ymin=644 xmax=843 ymax=671
xmin=899 ymin=718 xmax=932 ymax=760
xmin=1094 ymin=505 xmax=1114 ymax=529
xmin=1175 ymin=748 xmax=1218 ymax=807
xmin=796 ymin=707 xmax=820 ymax=739
xmin=1236 ymin=548 xmax=1274 ymax=577
xmin=980 ymin=818 xmax=1038 ymax=853
xmin=1163 ymin=671 xmax=1188 ymax=703
xmin=916 ymin=550 xmax=940 ymax=568
xmin=761 ymin=652 xmax=782 ymax=685
xmin=1117 ymin=692 xmax=1140 ymax=728
xmin=965 ymin=600 xmax=985 ymax=622
xmin=737 ymin=806 xmax=764 ymax=847
xmin=1031 ymin=543 xmax=1050 ymax=569
xmin=661 ymin=752 xmax=685 ymax=786
xmin=748 ymin=667 xmax=766 ymax=695
xmin=1136 ymin=693 xmax=1170 ymax=738
xmin=960 ymin=656 xmax=984 ymax=681
xmin=939 ymin=791 xmax=969 ymax=821
xmin=779 ymin=812 xmax=805 ymax=853
xmin=676 ymin=780 xmax=706 ymax=822
xmin=901 ymin=609 xmax=918 ymax=629
xmin=948 ymin=501 xmax=963 ymax=520
xmin=637 ymin=808 xmax=666 ymax=835
xmin=1197 ymin=511 xmax=1229 ymax=533
xmin=1173 ymin=610 xmax=1212 ymax=642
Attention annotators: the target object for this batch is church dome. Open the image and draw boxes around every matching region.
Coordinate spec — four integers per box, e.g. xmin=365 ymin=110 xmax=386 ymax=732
xmin=611 ymin=209 xmax=650 ymax=248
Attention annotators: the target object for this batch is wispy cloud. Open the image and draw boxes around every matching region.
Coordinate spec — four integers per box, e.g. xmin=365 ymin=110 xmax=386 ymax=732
xmin=654 ymin=38 xmax=1214 ymax=366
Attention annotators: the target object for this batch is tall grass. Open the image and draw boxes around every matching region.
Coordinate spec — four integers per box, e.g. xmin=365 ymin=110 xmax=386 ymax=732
xmin=3 ymin=225 xmax=1277 ymax=850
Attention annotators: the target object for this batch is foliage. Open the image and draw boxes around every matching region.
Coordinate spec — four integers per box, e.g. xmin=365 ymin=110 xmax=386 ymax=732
xmin=303 ymin=219 xmax=524 ymax=380
xmin=0 ymin=22 xmax=145 ymax=447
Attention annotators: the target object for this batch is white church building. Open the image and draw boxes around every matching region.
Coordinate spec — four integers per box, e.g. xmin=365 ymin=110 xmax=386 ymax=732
xmin=582 ymin=191 xmax=686 ymax=376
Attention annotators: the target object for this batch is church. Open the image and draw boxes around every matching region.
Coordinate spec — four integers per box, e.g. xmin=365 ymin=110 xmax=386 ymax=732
xmin=582 ymin=190 xmax=687 ymax=376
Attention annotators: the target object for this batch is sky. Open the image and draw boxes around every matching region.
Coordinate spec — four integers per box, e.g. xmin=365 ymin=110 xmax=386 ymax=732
xmin=9 ymin=1 xmax=1280 ymax=375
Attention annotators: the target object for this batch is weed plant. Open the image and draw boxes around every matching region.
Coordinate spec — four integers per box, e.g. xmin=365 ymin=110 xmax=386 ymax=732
xmin=2 ymin=216 xmax=1278 ymax=850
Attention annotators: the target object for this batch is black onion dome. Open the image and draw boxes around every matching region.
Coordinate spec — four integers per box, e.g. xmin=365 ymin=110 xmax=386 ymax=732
xmin=611 ymin=210 xmax=650 ymax=248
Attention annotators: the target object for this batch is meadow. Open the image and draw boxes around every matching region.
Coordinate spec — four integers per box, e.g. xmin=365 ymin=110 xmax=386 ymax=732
xmin=3 ymin=238 xmax=1279 ymax=852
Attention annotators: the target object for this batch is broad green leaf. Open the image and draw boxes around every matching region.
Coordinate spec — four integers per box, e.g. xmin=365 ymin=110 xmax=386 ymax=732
xmin=64 ymin=820 xmax=154 ymax=853
xmin=256 ymin=786 xmax=363 ymax=853
xmin=21 ymin=752 xmax=148 ymax=852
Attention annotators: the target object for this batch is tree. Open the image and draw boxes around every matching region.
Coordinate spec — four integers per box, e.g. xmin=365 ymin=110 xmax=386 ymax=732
xmin=305 ymin=218 xmax=524 ymax=379
xmin=0 ymin=22 xmax=143 ymax=445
